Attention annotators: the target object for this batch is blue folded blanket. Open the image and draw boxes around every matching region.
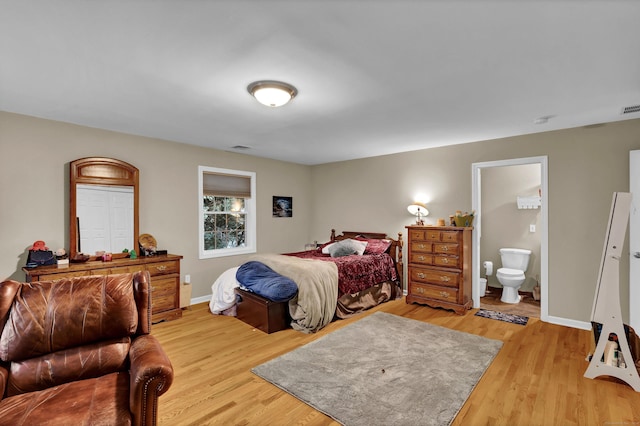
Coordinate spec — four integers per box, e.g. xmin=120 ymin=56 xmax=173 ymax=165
xmin=236 ymin=261 xmax=298 ymax=302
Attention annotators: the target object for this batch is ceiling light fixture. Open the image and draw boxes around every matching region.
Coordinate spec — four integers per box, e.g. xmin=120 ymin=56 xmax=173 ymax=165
xmin=247 ymin=80 xmax=297 ymax=107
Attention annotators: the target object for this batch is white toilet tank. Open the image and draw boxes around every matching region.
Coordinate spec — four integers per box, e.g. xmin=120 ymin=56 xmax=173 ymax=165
xmin=499 ymin=248 xmax=531 ymax=271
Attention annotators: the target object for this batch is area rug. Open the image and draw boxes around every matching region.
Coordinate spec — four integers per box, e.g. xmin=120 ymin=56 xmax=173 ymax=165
xmin=252 ymin=312 xmax=503 ymax=426
xmin=474 ymin=308 xmax=529 ymax=325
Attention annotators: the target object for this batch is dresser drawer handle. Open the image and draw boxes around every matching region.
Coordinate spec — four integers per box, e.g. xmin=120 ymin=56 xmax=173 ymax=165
xmin=417 ymin=287 xmax=424 ymax=294
xmin=417 ymin=272 xmax=426 ymax=279
xmin=442 ymin=246 xmax=449 ymax=251
xmin=418 ymin=244 xmax=426 ymax=249
xmin=155 ymin=265 xmax=168 ymax=272
xmin=439 ymin=291 xmax=449 ymax=298
xmin=418 ymin=256 xmax=426 ymax=262
xmin=442 ymin=258 xmax=449 ymax=264
xmin=440 ymin=276 xmax=450 ymax=282
xmin=151 ymin=286 xmax=156 ymax=291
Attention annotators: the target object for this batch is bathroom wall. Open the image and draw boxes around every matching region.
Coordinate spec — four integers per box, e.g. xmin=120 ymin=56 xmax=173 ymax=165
xmin=480 ymin=164 xmax=542 ymax=291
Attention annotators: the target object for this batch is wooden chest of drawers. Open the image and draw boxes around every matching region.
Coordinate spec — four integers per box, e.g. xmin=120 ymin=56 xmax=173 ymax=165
xmin=406 ymin=226 xmax=472 ymax=314
xmin=23 ymin=254 xmax=183 ymax=324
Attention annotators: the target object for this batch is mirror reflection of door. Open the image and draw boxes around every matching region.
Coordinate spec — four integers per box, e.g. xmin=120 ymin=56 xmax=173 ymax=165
xmin=76 ymin=184 xmax=134 ymax=255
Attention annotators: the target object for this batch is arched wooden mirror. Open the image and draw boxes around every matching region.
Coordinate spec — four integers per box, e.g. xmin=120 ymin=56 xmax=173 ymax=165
xmin=70 ymin=157 xmax=139 ymax=260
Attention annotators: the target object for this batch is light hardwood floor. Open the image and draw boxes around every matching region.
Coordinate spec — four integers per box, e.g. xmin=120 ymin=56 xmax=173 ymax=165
xmin=152 ymin=299 xmax=640 ymax=426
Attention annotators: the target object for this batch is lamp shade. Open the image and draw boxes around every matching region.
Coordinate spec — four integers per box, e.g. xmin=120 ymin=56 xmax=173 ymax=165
xmin=407 ymin=202 xmax=429 ymax=217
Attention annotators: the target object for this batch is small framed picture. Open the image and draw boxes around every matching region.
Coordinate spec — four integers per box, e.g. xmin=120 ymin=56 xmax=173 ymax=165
xmin=273 ymin=196 xmax=292 ymax=217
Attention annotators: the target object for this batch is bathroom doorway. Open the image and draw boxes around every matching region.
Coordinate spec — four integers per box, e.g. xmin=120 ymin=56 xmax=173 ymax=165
xmin=472 ymin=156 xmax=549 ymax=322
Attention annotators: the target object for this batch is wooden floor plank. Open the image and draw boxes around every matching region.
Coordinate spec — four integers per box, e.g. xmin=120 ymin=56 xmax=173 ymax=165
xmin=152 ymin=299 xmax=640 ymax=425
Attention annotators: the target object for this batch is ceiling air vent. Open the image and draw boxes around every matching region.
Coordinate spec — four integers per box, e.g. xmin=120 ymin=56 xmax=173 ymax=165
xmin=622 ymin=104 xmax=640 ymax=115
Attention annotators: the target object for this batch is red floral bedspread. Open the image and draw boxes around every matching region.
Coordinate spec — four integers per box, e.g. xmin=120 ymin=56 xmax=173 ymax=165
xmin=285 ymin=250 xmax=398 ymax=297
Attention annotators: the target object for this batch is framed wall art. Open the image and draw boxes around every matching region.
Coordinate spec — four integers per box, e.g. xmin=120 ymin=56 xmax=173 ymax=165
xmin=273 ymin=196 xmax=292 ymax=217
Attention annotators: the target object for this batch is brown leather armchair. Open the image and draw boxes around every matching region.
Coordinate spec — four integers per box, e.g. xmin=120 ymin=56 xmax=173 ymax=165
xmin=0 ymin=271 xmax=173 ymax=425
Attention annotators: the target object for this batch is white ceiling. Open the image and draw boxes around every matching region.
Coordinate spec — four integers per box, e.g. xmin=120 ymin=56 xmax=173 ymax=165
xmin=2 ymin=1 xmax=639 ymax=165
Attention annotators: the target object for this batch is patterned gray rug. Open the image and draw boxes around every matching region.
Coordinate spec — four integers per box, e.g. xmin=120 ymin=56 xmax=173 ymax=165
xmin=252 ymin=312 xmax=503 ymax=426
xmin=474 ymin=308 xmax=529 ymax=325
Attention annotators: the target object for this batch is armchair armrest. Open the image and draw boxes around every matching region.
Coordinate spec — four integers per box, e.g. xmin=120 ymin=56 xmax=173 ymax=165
xmin=0 ymin=362 xmax=8 ymax=402
xmin=129 ymin=334 xmax=174 ymax=426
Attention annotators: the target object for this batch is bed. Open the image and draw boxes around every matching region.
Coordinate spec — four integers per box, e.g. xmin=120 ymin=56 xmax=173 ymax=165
xmin=209 ymin=229 xmax=403 ymax=333
xmin=287 ymin=230 xmax=403 ymax=314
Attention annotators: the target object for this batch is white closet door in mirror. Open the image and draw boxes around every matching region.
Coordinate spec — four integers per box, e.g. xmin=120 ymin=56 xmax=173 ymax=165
xmin=77 ymin=184 xmax=134 ymax=255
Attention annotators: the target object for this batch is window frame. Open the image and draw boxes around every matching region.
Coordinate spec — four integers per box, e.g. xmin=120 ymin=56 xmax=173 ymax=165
xmin=198 ymin=165 xmax=256 ymax=259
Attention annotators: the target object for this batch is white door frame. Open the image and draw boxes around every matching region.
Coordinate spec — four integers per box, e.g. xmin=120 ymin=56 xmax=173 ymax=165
xmin=472 ymin=156 xmax=549 ymax=322
xmin=629 ymin=150 xmax=640 ymax=330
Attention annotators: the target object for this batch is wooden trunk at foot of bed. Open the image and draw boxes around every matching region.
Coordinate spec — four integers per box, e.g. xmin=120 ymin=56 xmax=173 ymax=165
xmin=235 ymin=288 xmax=291 ymax=334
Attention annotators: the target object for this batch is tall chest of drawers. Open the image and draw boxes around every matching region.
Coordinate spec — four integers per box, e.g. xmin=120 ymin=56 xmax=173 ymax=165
xmin=406 ymin=226 xmax=472 ymax=315
xmin=23 ymin=254 xmax=183 ymax=324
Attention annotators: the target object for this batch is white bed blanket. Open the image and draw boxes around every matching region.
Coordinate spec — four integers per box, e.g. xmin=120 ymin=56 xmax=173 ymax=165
xmin=209 ymin=266 xmax=240 ymax=315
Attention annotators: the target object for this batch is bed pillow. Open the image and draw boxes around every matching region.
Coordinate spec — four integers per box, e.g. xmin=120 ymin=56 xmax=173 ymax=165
xmin=236 ymin=261 xmax=298 ymax=302
xmin=327 ymin=239 xmax=367 ymax=257
xmin=319 ymin=241 xmax=334 ymax=254
xmin=356 ymin=238 xmax=392 ymax=254
xmin=350 ymin=239 xmax=368 ymax=255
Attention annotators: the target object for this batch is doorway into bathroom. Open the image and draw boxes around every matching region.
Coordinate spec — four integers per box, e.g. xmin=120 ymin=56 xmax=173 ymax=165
xmin=472 ymin=157 xmax=549 ymax=322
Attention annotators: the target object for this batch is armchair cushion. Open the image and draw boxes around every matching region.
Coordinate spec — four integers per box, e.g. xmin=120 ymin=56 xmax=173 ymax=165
xmin=0 ymin=372 xmax=132 ymax=425
xmin=7 ymin=337 xmax=130 ymax=397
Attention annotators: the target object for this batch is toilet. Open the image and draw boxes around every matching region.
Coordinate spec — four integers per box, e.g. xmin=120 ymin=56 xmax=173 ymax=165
xmin=496 ymin=248 xmax=531 ymax=304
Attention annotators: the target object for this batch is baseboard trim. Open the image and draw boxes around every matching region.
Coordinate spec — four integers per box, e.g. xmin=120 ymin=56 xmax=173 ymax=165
xmin=189 ymin=294 xmax=211 ymax=306
xmin=545 ymin=314 xmax=591 ymax=330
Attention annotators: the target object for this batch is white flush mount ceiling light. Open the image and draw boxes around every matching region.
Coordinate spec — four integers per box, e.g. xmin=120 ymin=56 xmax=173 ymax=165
xmin=247 ymin=80 xmax=297 ymax=107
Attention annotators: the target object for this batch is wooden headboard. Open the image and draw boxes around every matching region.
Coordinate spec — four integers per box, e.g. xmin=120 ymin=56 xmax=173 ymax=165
xmin=330 ymin=229 xmax=404 ymax=288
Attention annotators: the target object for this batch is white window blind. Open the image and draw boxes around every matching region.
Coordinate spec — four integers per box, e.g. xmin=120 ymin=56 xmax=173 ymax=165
xmin=202 ymin=173 xmax=251 ymax=197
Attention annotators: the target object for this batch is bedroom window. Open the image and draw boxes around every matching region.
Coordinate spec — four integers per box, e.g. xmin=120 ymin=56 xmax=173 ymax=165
xmin=198 ymin=166 xmax=256 ymax=259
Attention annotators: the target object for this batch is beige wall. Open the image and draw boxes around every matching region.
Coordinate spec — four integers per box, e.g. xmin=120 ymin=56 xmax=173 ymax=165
xmin=481 ymin=164 xmax=542 ymax=292
xmin=3 ymin=110 xmax=640 ymax=324
xmin=0 ymin=112 xmax=313 ymax=299
xmin=310 ymin=119 xmax=640 ymax=323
